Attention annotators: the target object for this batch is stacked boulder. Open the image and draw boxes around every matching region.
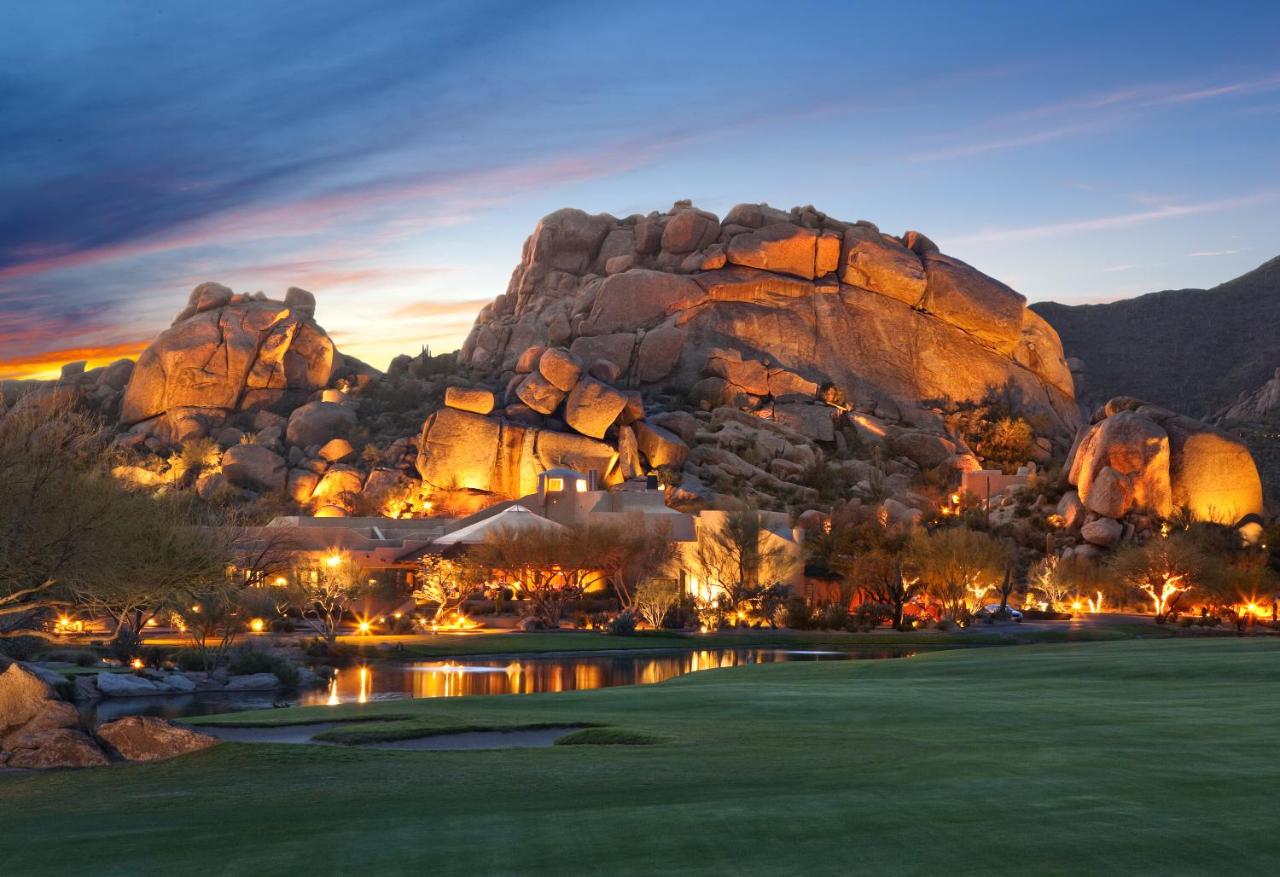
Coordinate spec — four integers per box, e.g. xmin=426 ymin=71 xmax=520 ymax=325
xmin=416 ymin=345 xmax=688 ymax=499
xmin=460 ymin=201 xmax=1080 ymax=444
xmin=1056 ymin=397 xmax=1264 ymax=553
xmin=0 ymin=357 xmax=136 ymax=424
xmin=117 ymin=283 xmax=378 ymax=448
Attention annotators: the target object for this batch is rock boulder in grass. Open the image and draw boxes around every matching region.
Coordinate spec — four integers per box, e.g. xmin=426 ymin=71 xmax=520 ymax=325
xmin=317 ymin=437 xmax=356 ymax=463
xmin=1068 ymin=398 xmax=1263 ymax=525
xmin=459 ymin=201 xmax=1080 ymax=441
xmin=95 ymin=716 xmax=218 ymax=762
xmin=221 ymin=444 xmax=287 ymax=492
xmin=286 ymin=400 xmax=357 ymax=448
xmin=120 ymin=284 xmax=349 ymax=439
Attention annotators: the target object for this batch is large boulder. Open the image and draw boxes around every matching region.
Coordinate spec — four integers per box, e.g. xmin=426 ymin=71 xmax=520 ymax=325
xmin=6 ymin=729 xmax=109 ymax=769
xmin=95 ymin=716 xmax=218 ymax=762
xmin=1067 ymin=398 xmax=1263 ymax=524
xmin=444 ymin=387 xmax=495 ymax=416
xmin=1 ymin=664 xmax=110 ymax=769
xmin=221 ymin=444 xmax=287 ymax=493
xmin=120 ymin=285 xmax=345 ymax=437
xmin=563 ymin=377 xmax=628 ymax=439
xmin=459 ymin=201 xmax=1080 ymax=439
xmin=286 ymin=400 xmax=357 ymax=448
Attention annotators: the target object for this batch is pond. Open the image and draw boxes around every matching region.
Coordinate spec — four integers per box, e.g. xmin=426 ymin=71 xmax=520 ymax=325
xmin=86 ymin=647 xmax=912 ymax=723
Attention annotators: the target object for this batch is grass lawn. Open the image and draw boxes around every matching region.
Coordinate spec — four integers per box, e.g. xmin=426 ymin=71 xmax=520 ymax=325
xmin=333 ymin=622 xmax=1172 ymax=661
xmin=3 ymin=638 xmax=1276 ymax=876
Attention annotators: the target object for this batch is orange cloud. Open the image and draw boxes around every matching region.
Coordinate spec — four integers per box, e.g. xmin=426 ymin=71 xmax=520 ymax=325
xmin=0 ymin=340 xmax=149 ymax=382
xmin=390 ymin=298 xmax=490 ymax=320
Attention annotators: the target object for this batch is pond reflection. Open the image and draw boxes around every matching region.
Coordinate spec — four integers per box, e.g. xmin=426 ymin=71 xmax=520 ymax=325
xmin=297 ymin=648 xmax=910 ymax=707
xmin=83 ymin=648 xmax=912 ymax=723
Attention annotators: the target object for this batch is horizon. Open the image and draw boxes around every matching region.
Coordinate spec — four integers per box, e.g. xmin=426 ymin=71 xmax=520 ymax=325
xmin=4 ymin=0 xmax=1280 ymax=380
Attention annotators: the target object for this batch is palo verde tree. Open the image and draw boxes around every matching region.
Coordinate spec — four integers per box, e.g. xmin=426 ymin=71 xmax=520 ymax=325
xmin=466 ymin=524 xmax=599 ymax=628
xmin=1 ymin=397 xmax=233 ymax=645
xmin=288 ymin=550 xmax=368 ymax=645
xmin=414 ymin=553 xmax=483 ymax=622
xmin=1107 ymin=532 xmax=1212 ymax=622
xmin=908 ymin=526 xmax=1008 ymax=622
xmin=693 ymin=506 xmax=793 ymax=614
xmin=593 ymin=517 xmax=679 ymax=612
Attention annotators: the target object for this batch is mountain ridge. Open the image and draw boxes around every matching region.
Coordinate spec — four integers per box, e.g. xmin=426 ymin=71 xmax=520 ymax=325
xmin=1031 ymin=254 xmax=1280 ymax=417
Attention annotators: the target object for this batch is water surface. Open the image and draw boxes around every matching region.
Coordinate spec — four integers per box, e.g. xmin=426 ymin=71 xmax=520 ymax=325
xmin=87 ymin=647 xmax=909 ymax=722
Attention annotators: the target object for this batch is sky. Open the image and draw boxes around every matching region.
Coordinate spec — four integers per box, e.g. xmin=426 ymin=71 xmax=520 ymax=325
xmin=3 ymin=0 xmax=1279 ymax=380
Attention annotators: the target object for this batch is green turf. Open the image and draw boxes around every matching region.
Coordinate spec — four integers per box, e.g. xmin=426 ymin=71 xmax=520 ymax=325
xmin=3 ymin=638 xmax=1276 ymax=876
xmin=345 ymin=623 xmax=1171 ymax=662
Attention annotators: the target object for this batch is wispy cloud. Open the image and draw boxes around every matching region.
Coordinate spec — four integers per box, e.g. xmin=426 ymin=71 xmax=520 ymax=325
xmin=1188 ymin=248 xmax=1243 ymax=257
xmin=391 ymin=298 xmax=492 ymax=320
xmin=948 ymin=190 xmax=1280 ymax=246
xmin=907 ymin=121 xmax=1104 ymax=162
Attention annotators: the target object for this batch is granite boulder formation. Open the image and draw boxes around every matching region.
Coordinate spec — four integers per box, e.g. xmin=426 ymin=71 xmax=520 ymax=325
xmin=416 ymin=345 xmax=688 ymax=499
xmin=460 ymin=201 xmax=1079 ymax=441
xmin=119 ymin=284 xmax=374 ymax=444
xmin=1065 ymin=397 xmax=1263 ymax=525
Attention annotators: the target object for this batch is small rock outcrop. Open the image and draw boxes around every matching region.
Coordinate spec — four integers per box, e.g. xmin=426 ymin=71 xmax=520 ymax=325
xmin=1064 ymin=397 xmax=1263 ymax=525
xmin=416 ymin=345 xmax=689 ymax=498
xmin=0 ymin=663 xmax=107 ymax=769
xmin=95 ymin=716 xmax=218 ymax=762
xmin=119 ymin=284 xmax=375 ymax=444
xmin=460 ymin=201 xmax=1079 ymax=440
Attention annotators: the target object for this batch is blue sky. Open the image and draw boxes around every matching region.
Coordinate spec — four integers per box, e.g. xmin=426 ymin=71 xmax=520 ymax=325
xmin=3 ymin=0 xmax=1279 ymax=378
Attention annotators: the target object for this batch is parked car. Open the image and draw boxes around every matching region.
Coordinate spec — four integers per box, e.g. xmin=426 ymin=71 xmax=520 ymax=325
xmin=977 ymin=604 xmax=1022 ymax=622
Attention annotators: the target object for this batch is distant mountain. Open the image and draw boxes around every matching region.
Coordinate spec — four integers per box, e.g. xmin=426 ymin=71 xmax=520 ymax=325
xmin=1032 ymin=255 xmax=1280 ymax=417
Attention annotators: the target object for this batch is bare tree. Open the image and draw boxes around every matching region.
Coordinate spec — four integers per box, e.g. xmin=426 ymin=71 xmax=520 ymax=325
xmin=288 ymin=550 xmax=366 ymax=645
xmin=693 ymin=507 xmax=792 ymax=613
xmin=594 ymin=517 xmax=679 ymax=611
xmin=413 ymin=554 xmax=481 ymax=622
xmin=634 ymin=577 xmax=681 ymax=629
xmin=467 ymin=525 xmax=601 ymax=627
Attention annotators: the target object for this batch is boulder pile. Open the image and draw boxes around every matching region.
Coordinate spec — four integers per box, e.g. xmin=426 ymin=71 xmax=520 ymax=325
xmin=416 ymin=345 xmax=689 ymax=498
xmin=460 ymin=201 xmax=1080 ymax=441
xmin=1055 ymin=397 xmax=1264 ymax=554
xmin=117 ymin=283 xmax=377 ymax=447
xmin=0 ymin=663 xmax=216 ymax=770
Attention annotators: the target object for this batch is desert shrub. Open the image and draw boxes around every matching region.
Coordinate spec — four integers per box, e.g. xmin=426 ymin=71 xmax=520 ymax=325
xmin=303 ymin=637 xmax=356 ymax=667
xmin=40 ymin=648 xmax=100 ymax=667
xmin=109 ymin=627 xmax=142 ymax=662
xmin=606 ymin=611 xmax=638 ymax=636
xmin=172 ymin=649 xmax=207 ymax=672
xmin=227 ymin=647 xmax=299 ymax=685
xmin=815 ymin=603 xmax=851 ymax=631
xmin=664 ymin=602 xmax=698 ymax=630
xmin=852 ymin=602 xmax=894 ymax=631
xmin=780 ymin=595 xmax=813 ymax=630
xmin=0 ymin=635 xmax=45 ymax=661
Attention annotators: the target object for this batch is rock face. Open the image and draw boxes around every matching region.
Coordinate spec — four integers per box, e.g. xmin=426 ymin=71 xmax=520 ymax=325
xmin=1066 ymin=397 xmax=1264 ymax=524
xmin=119 ymin=284 xmax=368 ymax=444
xmin=460 ymin=201 xmax=1079 ymax=439
xmin=416 ymin=346 xmax=689 ymax=499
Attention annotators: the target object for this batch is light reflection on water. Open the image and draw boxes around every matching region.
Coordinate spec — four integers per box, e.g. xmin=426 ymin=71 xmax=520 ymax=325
xmin=297 ymin=648 xmax=910 ymax=707
xmin=84 ymin=648 xmax=911 ymax=722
